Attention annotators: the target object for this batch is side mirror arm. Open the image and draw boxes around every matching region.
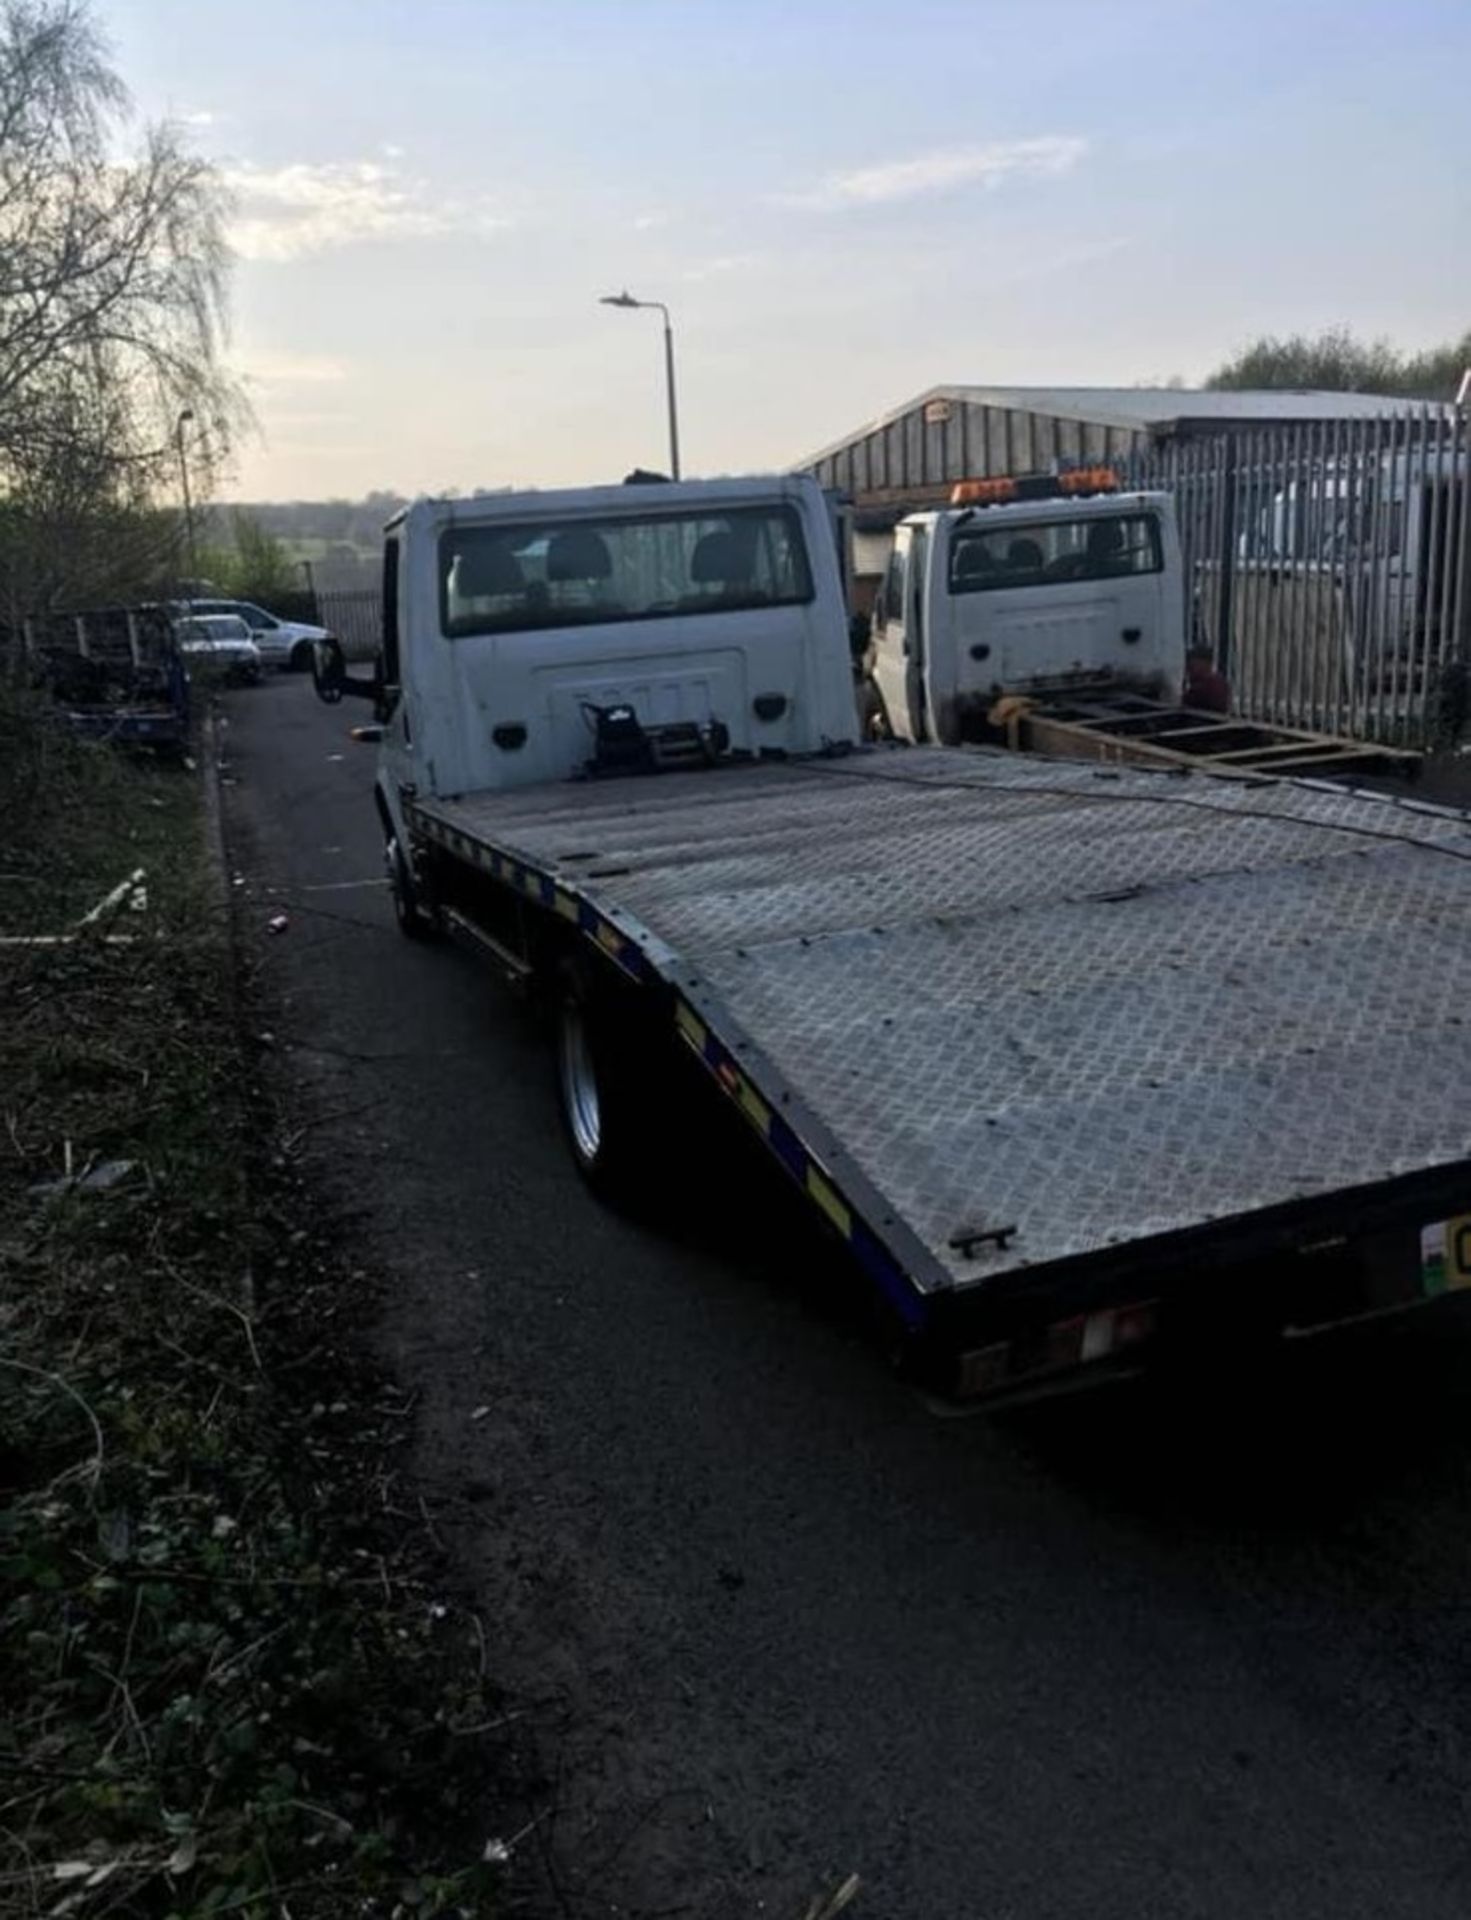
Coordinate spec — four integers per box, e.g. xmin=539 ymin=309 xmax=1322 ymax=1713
xmin=310 ymin=635 xmax=381 ymax=707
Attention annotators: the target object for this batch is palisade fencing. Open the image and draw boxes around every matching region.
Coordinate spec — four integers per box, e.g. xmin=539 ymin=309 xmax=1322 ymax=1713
xmin=1130 ymin=408 xmax=1471 ymax=747
xmin=316 ymin=587 xmax=381 ymax=664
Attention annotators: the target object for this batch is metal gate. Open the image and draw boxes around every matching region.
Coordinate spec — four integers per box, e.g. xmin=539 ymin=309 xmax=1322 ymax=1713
xmin=1131 ymin=407 xmax=1471 ymax=747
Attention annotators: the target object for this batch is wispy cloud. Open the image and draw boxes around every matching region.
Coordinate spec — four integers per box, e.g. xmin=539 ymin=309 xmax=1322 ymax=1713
xmin=632 ymin=211 xmax=668 ymax=231
xmin=779 ymin=136 xmax=1087 ymax=210
xmin=180 ymin=108 xmax=219 ymax=127
xmin=224 ymin=157 xmax=508 ymax=262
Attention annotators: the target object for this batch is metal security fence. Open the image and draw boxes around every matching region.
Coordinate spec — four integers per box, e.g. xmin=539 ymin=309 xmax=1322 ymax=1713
xmin=1130 ymin=408 xmax=1471 ymax=747
xmin=317 ymin=587 xmax=381 ymax=664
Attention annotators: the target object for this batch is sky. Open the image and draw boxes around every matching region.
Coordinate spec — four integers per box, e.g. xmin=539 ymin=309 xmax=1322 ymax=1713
xmin=104 ymin=0 xmax=1471 ymax=502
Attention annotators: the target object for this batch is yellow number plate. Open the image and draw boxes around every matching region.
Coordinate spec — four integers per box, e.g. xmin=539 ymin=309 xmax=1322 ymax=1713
xmin=1421 ymin=1216 xmax=1471 ymax=1295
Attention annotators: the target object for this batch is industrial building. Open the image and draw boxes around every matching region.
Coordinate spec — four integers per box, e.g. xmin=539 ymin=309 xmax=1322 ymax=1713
xmin=798 ymin=385 xmax=1440 ymax=608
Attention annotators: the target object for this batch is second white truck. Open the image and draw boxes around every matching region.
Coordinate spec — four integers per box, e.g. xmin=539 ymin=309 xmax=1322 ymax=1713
xmin=864 ymin=469 xmax=1405 ymax=780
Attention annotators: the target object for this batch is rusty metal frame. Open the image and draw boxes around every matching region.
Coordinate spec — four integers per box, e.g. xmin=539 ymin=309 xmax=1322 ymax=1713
xmin=1005 ymin=699 xmax=1410 ymax=780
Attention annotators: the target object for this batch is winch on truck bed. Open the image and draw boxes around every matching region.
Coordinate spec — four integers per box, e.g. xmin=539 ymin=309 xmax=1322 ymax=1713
xmin=313 ymin=470 xmax=1471 ymax=1403
xmin=862 ymin=467 xmax=1412 ymax=782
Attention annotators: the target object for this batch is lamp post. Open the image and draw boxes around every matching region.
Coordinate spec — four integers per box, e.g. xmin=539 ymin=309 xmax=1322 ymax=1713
xmin=175 ymin=409 xmax=197 ymax=591
xmin=599 ymin=291 xmax=681 ymax=480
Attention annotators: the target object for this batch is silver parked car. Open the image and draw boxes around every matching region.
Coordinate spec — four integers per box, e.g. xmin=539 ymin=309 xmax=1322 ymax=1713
xmin=173 ymin=613 xmax=262 ymax=683
xmin=184 ymin=598 xmax=331 ymax=671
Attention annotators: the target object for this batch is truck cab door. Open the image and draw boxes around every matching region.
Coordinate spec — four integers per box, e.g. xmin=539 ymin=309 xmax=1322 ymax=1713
xmin=871 ymin=528 xmax=927 ymax=741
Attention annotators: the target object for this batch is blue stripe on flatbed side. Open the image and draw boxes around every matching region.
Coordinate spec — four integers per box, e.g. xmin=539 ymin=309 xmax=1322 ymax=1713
xmin=671 ymin=997 xmax=925 ymax=1331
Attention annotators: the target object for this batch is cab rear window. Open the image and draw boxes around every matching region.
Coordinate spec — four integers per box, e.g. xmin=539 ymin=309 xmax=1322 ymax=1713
xmin=949 ymin=513 xmax=1162 ymax=593
xmin=440 ymin=505 xmax=813 ymax=637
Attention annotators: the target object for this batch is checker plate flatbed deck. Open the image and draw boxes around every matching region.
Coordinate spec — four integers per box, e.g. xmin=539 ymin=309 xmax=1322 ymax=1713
xmin=410 ymin=746 xmax=1471 ymax=1354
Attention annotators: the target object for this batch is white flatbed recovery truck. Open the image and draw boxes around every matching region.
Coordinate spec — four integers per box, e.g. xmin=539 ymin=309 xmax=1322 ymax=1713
xmin=864 ymin=469 xmax=1411 ymax=783
xmin=314 ymin=471 xmax=1471 ymax=1401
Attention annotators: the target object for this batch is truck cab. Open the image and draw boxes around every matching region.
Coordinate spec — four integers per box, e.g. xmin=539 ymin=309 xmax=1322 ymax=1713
xmin=868 ymin=475 xmax=1184 ymax=743
xmin=324 ymin=475 xmax=860 ymax=855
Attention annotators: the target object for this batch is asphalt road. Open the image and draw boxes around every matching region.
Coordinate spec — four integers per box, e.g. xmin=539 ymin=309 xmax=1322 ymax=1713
xmin=223 ymin=675 xmax=1471 ymax=1920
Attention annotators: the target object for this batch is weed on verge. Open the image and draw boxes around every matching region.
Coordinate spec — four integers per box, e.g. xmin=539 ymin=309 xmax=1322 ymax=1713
xmin=1 ymin=694 xmax=509 ymax=1919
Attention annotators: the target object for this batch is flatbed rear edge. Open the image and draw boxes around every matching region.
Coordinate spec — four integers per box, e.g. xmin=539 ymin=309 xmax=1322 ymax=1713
xmin=407 ymin=793 xmax=1471 ymax=1400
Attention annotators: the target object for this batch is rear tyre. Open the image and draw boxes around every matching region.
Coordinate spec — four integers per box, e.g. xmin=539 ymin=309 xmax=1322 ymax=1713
xmin=553 ymin=963 xmax=658 ymax=1208
xmin=386 ymin=834 xmax=439 ymax=942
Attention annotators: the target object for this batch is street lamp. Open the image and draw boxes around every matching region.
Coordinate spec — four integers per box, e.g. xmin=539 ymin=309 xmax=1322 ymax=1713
xmin=175 ymin=409 xmax=197 ymax=592
xmin=599 ymin=291 xmax=681 ymax=481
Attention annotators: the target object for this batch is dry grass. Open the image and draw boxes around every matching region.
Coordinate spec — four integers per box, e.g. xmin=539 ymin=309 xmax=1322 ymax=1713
xmin=0 ymin=690 xmax=507 ymax=1920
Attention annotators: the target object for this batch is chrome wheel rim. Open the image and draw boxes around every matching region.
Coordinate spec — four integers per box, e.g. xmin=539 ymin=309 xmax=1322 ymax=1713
xmin=558 ymin=1003 xmax=602 ymax=1166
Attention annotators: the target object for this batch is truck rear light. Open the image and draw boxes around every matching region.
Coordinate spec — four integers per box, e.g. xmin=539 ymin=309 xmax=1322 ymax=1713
xmin=957 ymin=1342 xmax=1010 ymax=1396
xmin=1079 ymin=1312 xmax=1114 ymax=1364
xmin=956 ymin=1300 xmax=1157 ymax=1399
xmin=1081 ymin=1301 xmax=1156 ymax=1360
xmin=1045 ymin=1315 xmax=1087 ymax=1369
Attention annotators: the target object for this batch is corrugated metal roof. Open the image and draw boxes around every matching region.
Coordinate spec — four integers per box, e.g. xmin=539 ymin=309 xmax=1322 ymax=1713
xmin=800 ymin=384 xmax=1456 ymax=470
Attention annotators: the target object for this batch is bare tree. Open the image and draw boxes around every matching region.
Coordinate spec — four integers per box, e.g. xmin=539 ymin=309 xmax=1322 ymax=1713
xmin=0 ymin=0 xmax=243 ymax=614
